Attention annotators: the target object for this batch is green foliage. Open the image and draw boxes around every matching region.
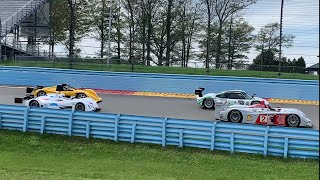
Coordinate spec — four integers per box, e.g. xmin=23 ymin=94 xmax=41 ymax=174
xmin=255 ymin=22 xmax=295 ymax=53
xmin=52 ymin=0 xmax=91 ymax=50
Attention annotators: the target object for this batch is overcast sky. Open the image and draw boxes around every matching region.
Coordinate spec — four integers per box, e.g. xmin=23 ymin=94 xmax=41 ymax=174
xmin=54 ymin=0 xmax=319 ymax=67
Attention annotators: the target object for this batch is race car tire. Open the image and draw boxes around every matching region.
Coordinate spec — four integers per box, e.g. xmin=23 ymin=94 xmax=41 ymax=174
xmin=251 ymin=101 xmax=260 ymax=105
xmin=37 ymin=91 xmax=47 ymax=97
xmin=228 ymin=110 xmax=243 ymax=123
xmin=29 ymin=100 xmax=40 ymax=107
xmin=76 ymin=93 xmax=87 ymax=99
xmin=75 ymin=103 xmax=86 ymax=111
xmin=203 ymin=98 xmax=215 ymax=109
xmin=286 ymin=114 xmax=300 ymax=127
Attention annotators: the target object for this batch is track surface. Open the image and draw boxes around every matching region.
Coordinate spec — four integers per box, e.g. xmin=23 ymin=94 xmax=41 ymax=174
xmin=0 ymin=87 xmax=318 ymax=130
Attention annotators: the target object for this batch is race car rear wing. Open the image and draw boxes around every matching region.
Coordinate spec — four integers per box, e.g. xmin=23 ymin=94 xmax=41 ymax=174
xmin=26 ymin=86 xmax=44 ymax=93
xmin=14 ymin=95 xmax=34 ymax=104
xmin=195 ymin=87 xmax=205 ymax=97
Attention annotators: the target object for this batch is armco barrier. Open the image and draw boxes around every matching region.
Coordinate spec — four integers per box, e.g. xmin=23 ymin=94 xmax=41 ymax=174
xmin=0 ymin=104 xmax=318 ymax=159
xmin=0 ymin=66 xmax=318 ymax=100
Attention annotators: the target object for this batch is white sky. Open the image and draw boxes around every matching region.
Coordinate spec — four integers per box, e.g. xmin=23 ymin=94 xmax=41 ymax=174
xmin=54 ymin=0 xmax=319 ymax=67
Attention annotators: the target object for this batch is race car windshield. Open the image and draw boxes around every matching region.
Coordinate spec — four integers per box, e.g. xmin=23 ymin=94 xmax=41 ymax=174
xmin=241 ymin=92 xmax=252 ymax=99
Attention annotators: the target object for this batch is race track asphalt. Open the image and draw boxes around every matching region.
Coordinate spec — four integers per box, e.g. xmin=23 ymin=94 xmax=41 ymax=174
xmin=0 ymin=86 xmax=318 ymax=130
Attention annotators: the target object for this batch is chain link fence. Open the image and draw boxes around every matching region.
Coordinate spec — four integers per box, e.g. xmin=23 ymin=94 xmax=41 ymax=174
xmin=0 ymin=57 xmax=317 ymax=79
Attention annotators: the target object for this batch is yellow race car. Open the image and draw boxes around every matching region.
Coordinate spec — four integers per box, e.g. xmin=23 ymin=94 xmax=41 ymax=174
xmin=26 ymin=84 xmax=102 ymax=103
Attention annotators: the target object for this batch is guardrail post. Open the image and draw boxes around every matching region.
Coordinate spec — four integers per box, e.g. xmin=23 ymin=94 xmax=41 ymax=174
xmin=0 ymin=113 xmax=2 ymax=129
xmin=284 ymin=138 xmax=289 ymax=158
xmin=68 ymin=110 xmax=74 ymax=136
xmin=114 ymin=114 xmax=120 ymax=142
xmin=230 ymin=133 xmax=235 ymax=154
xmin=131 ymin=123 xmax=137 ymax=143
xmin=211 ymin=122 xmax=217 ymax=150
xmin=85 ymin=121 xmax=90 ymax=139
xmin=23 ymin=107 xmax=30 ymax=132
xmin=263 ymin=126 xmax=270 ymax=156
xmin=162 ymin=118 xmax=167 ymax=147
xmin=40 ymin=116 xmax=46 ymax=134
xmin=179 ymin=129 xmax=184 ymax=147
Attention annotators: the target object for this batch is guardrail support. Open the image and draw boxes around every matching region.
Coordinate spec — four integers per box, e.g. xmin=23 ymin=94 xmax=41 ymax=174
xmin=230 ymin=133 xmax=235 ymax=154
xmin=211 ymin=122 xmax=217 ymax=150
xmin=179 ymin=129 xmax=184 ymax=147
xmin=114 ymin=114 xmax=120 ymax=142
xmin=162 ymin=118 xmax=167 ymax=147
xmin=68 ymin=111 xmax=74 ymax=136
xmin=0 ymin=113 xmax=2 ymax=129
xmin=263 ymin=126 xmax=270 ymax=156
xmin=284 ymin=137 xmax=289 ymax=158
xmin=23 ymin=107 xmax=30 ymax=132
xmin=40 ymin=116 xmax=45 ymax=134
xmin=85 ymin=121 xmax=90 ymax=139
xmin=131 ymin=123 xmax=137 ymax=143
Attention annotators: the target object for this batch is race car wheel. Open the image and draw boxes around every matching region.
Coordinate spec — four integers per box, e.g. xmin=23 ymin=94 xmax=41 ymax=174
xmin=286 ymin=114 xmax=300 ymax=127
xmin=228 ymin=110 xmax=243 ymax=123
xmin=76 ymin=93 xmax=87 ymax=99
xmin=251 ymin=101 xmax=260 ymax=105
xmin=203 ymin=98 xmax=215 ymax=109
xmin=37 ymin=91 xmax=46 ymax=97
xmin=29 ymin=100 xmax=40 ymax=107
xmin=75 ymin=103 xmax=85 ymax=111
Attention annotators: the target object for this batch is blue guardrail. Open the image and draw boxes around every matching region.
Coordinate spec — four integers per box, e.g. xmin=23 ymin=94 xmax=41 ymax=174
xmin=0 ymin=66 xmax=319 ymax=100
xmin=0 ymin=104 xmax=318 ymax=159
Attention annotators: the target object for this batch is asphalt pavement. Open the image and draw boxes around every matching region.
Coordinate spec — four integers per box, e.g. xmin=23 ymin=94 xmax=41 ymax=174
xmin=0 ymin=86 xmax=318 ymax=129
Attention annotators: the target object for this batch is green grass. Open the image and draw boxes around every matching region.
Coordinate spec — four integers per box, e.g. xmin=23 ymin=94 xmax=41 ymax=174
xmin=0 ymin=60 xmax=318 ymax=80
xmin=0 ymin=130 xmax=318 ymax=180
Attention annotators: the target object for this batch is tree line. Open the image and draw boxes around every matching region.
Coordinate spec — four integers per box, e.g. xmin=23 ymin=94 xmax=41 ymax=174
xmin=50 ymin=0 xmax=306 ymax=72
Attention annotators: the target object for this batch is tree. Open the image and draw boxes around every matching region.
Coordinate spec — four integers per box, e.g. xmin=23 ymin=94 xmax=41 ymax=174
xmin=255 ymin=22 xmax=295 ymax=53
xmin=214 ymin=0 xmax=256 ymax=68
xmin=227 ymin=17 xmax=254 ymax=69
xmin=254 ymin=22 xmax=295 ymax=69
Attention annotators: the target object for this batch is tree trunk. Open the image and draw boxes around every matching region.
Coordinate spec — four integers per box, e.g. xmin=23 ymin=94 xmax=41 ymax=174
xmin=181 ymin=6 xmax=186 ymax=67
xmin=165 ymin=0 xmax=173 ymax=66
xmin=142 ymin=11 xmax=146 ymax=65
xmin=205 ymin=1 xmax=211 ymax=70
xmin=216 ymin=20 xmax=223 ymax=69
xmin=100 ymin=0 xmax=105 ymax=58
xmin=146 ymin=4 xmax=152 ymax=66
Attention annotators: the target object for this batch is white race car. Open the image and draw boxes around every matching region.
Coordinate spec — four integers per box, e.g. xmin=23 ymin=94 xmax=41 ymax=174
xmin=195 ymin=88 xmax=265 ymax=110
xmin=15 ymin=93 xmax=101 ymax=112
xmin=215 ymin=100 xmax=313 ymax=128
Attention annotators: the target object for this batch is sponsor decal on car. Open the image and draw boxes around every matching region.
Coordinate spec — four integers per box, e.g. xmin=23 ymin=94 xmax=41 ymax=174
xmin=246 ymin=115 xmax=253 ymax=121
xmin=274 ymin=114 xmax=287 ymax=126
xmin=256 ymin=114 xmax=268 ymax=124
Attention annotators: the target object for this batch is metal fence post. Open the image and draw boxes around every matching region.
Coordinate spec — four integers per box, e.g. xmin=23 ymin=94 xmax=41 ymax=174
xmin=85 ymin=121 xmax=90 ymax=139
xmin=211 ymin=122 xmax=217 ymax=150
xmin=162 ymin=118 xmax=167 ymax=147
xmin=0 ymin=113 xmax=2 ymax=129
xmin=131 ymin=123 xmax=137 ymax=143
xmin=179 ymin=129 xmax=184 ymax=147
xmin=68 ymin=110 xmax=74 ymax=136
xmin=284 ymin=138 xmax=289 ymax=158
xmin=230 ymin=133 xmax=235 ymax=154
xmin=114 ymin=114 xmax=120 ymax=142
xmin=23 ymin=107 xmax=30 ymax=132
xmin=263 ymin=126 xmax=270 ymax=156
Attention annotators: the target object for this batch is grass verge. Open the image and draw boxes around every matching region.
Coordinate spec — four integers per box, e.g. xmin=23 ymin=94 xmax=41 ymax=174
xmin=0 ymin=60 xmax=318 ymax=80
xmin=0 ymin=130 xmax=318 ymax=180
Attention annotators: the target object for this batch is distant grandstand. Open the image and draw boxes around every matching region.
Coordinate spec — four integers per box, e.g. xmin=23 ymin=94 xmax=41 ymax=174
xmin=0 ymin=0 xmax=51 ymax=60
